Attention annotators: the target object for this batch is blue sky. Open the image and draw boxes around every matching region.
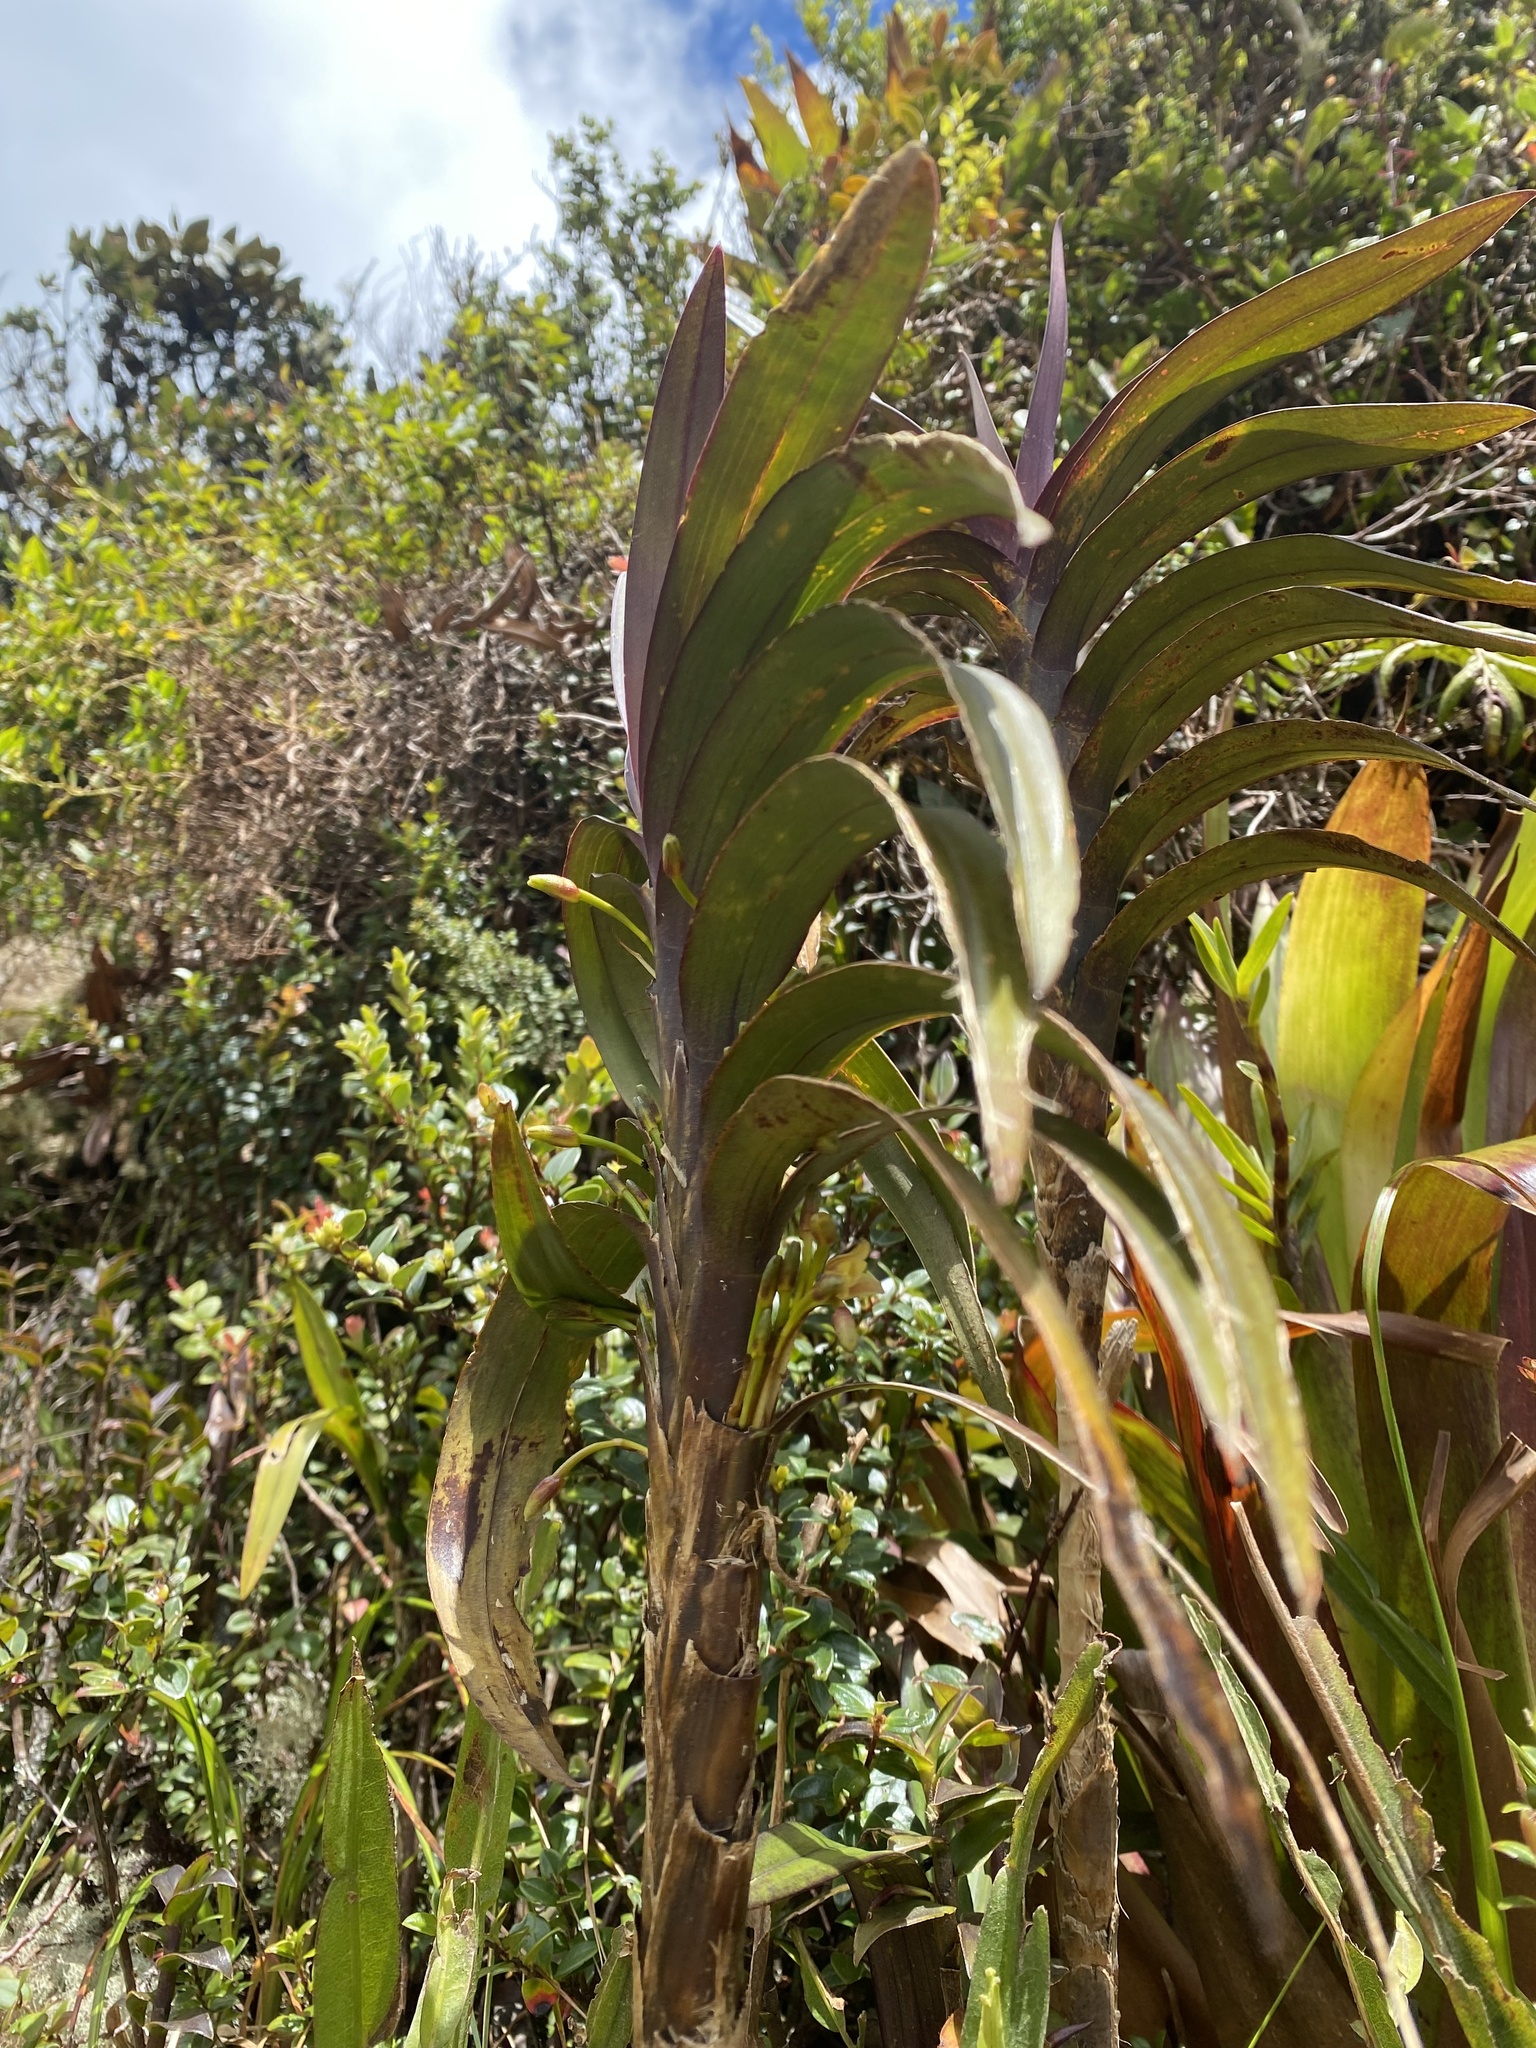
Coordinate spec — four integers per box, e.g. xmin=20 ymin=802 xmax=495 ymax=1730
xmin=1 ymin=0 xmax=817 ymax=313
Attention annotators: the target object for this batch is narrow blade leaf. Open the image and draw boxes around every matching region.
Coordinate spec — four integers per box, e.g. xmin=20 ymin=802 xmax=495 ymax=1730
xmin=1073 ymin=828 xmax=1536 ymax=1052
xmin=749 ymin=1821 xmax=905 ymax=1908
xmin=702 ymin=962 xmax=955 ymax=1142
xmin=642 ymin=432 xmax=1030 ymax=845
xmin=623 ymin=250 xmax=726 ymax=749
xmin=1067 ymin=534 xmax=1536 ymax=736
xmin=561 ymin=818 xmax=659 ymax=1114
xmin=1033 ymin=193 xmax=1533 ymax=570
xmin=1068 ymin=585 xmax=1536 ymax=814
xmin=1016 ymin=216 xmax=1067 ymax=513
xmin=313 ymin=1665 xmax=401 ymax=2048
xmin=658 ymin=604 xmax=944 ymax=877
xmin=240 ymin=1411 xmax=327 ymax=1601
xmin=947 ymin=661 xmax=1079 ymax=996
xmin=1037 ymin=404 xmax=1533 ymax=697
xmin=642 ymin=145 xmax=940 ymax=728
xmin=426 ymin=1204 xmax=641 ymax=1779
xmin=679 ymin=756 xmax=894 ymax=1058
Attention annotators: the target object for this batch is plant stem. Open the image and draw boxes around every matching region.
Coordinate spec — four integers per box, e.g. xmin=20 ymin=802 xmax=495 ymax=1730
xmin=84 ymin=1768 xmax=143 ymax=2048
xmin=1032 ymin=1051 xmax=1119 ymax=2048
xmin=1362 ymin=1186 xmax=1513 ymax=1988
xmin=1245 ymin=1921 xmax=1324 ymax=2048
xmin=1050 ymin=1321 xmax=1120 ymax=2048
xmin=638 ymin=1400 xmax=767 ymax=2046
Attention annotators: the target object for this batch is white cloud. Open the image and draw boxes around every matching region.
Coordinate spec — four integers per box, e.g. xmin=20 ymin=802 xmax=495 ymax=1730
xmin=504 ymin=0 xmax=736 ymax=178
xmin=0 ymin=0 xmax=743 ymax=311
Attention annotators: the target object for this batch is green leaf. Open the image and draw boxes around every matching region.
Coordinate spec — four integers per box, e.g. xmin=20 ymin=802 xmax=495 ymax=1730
xmin=1015 ymin=1641 xmax=1105 ymax=1869
xmin=1320 ymin=1533 xmax=1456 ymax=1730
xmin=699 ymin=1076 xmax=892 ymax=1276
xmin=643 ymin=433 xmax=1029 ymax=842
xmin=852 ymin=1899 xmax=954 ymax=1965
xmin=1182 ymin=1595 xmax=1411 ymax=2047
xmin=1177 ymin=1087 xmax=1269 ymax=1199
xmin=441 ymin=1702 xmax=516 ymax=1886
xmin=946 ymin=662 xmax=1079 ymax=996
xmin=1485 ymin=901 xmax=1536 ymax=1150
xmin=962 ymin=1647 xmax=1103 ymax=2048
xmin=1113 ymin=1406 xmax=1207 ymax=1564
xmin=1276 ymin=761 xmax=1433 ymax=1297
xmin=85 ymin=1870 xmax=160 ymax=2048
xmin=788 ymin=51 xmax=839 ymax=155
xmin=290 ymin=1279 xmax=388 ymax=1524
xmin=1073 ymin=827 xmax=1536 ymax=1054
xmin=973 ymin=1908 xmax=1050 ymax=2048
xmin=239 ymin=1410 xmax=327 ymax=1600
xmin=585 ymin=1931 xmax=635 ymax=2048
xmin=703 ymin=962 xmax=955 ymax=1142
xmin=425 ymin=1217 xmax=640 ymax=1780
xmin=1068 ymin=584 xmax=1536 ymax=818
xmin=654 ymin=604 xmax=944 ymax=880
xmin=642 ymin=145 xmax=941 ymax=725
xmin=679 ymin=755 xmax=894 ymax=1058
xmin=1080 ymin=720 xmax=1472 ymax=921
xmin=1344 ymin=1943 xmax=1406 ymax=2048
xmin=781 ymin=1079 xmax=1282 ymax=1894
xmin=291 ymin=1276 xmax=362 ymax=1416
xmin=790 ymin=1927 xmax=854 ymax=2047
xmin=402 ymin=1885 xmax=476 ymax=2048
xmin=1037 ymin=406 xmax=1532 ymax=692
xmin=741 ymin=77 xmax=812 ymax=184
xmin=1031 ymin=1108 xmax=1186 ymax=1257
xmin=839 ymin=1041 xmax=1019 ymax=1466
xmin=748 ymin=1820 xmax=904 ymax=1908
xmin=1186 ymin=912 xmax=1240 ymax=1000
xmin=855 ymin=530 xmax=1029 ymax=668
xmin=491 ymin=1105 xmax=638 ymax=1327
xmin=1354 ymin=1145 xmax=1536 ymax=1888
xmin=1033 ymin=1103 xmax=1248 ymax=1475
xmin=1468 ymin=812 xmax=1536 ymax=1148
xmin=404 ymin=1707 xmax=518 ymax=2048
xmin=889 ymin=792 xmax=1038 ymax=1203
xmin=1237 ymin=892 xmax=1293 ymax=1001
xmin=1065 ymin=534 xmax=1536 ymax=739
xmin=560 ymin=818 xmax=659 ymax=1114
xmin=313 ymin=1663 xmax=400 ymax=2048
xmin=843 ymin=1040 xmax=972 ymax=1262
xmin=1033 ymin=192 xmax=1532 ymax=572
xmin=1185 ymin=1602 xmax=1289 ymax=1812
xmin=621 ymin=251 xmax=725 ymax=737
xmin=1041 ymin=1014 xmax=1317 ymax=1603
xmin=1341 ymin=966 xmax=1446 ymax=1284
xmin=867 ymin=1141 xmax=1016 ymax=1426
xmin=1285 ymin=1605 xmax=1536 ymax=2046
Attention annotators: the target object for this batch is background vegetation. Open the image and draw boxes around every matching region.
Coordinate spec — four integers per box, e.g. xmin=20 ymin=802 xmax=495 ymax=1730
xmin=5 ymin=1 xmax=1536 ymax=2041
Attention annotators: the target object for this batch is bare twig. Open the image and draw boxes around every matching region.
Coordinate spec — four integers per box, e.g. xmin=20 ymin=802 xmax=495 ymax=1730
xmin=296 ymin=1474 xmax=394 ymax=1590
xmin=84 ymin=1767 xmax=144 ymax=2048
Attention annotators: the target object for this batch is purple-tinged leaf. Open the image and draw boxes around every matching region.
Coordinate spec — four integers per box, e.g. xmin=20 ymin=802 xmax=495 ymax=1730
xmin=609 ymin=570 xmax=628 ymax=731
xmin=624 ymin=248 xmax=726 ymax=777
xmin=788 ymin=52 xmax=840 ymax=158
xmin=1486 ymin=910 xmax=1536 ymax=1146
xmin=961 ymin=351 xmax=1010 ymax=470
xmin=1030 ymin=191 xmax=1533 ymax=586
xmin=1499 ymin=1208 xmax=1536 ymax=1635
xmin=641 ymin=146 xmax=939 ymax=761
xmin=961 ymin=351 xmax=1021 ymax=561
xmin=609 ymin=572 xmax=641 ymax=813
xmin=1016 ymin=218 xmax=1067 ymax=513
